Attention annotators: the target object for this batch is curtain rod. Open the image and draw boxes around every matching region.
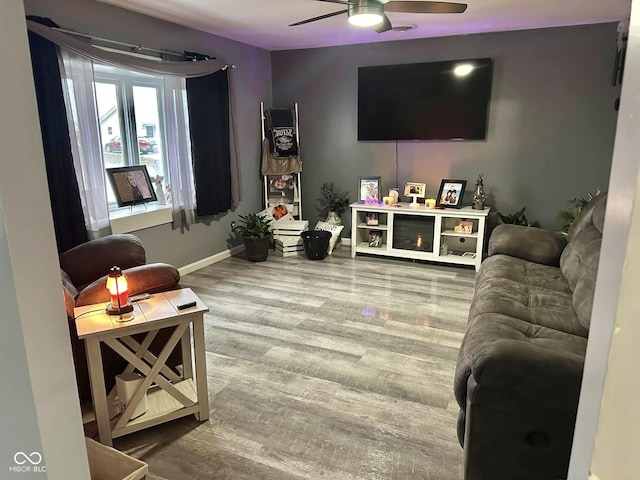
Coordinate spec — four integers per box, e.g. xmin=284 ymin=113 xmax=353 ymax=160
xmin=52 ymin=26 xmax=236 ymax=69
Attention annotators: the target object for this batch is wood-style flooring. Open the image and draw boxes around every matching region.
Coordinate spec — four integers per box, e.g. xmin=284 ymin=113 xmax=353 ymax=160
xmin=114 ymin=246 xmax=476 ymax=479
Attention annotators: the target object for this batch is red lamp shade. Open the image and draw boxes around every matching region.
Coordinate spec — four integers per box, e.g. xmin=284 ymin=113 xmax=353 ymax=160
xmin=105 ymin=266 xmax=134 ymax=315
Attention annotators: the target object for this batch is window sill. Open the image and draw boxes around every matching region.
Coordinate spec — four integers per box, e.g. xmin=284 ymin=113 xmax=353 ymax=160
xmin=109 ymin=203 xmax=172 ymax=233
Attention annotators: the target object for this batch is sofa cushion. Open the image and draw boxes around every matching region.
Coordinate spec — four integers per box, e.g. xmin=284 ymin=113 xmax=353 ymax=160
xmin=560 ymin=193 xmax=607 ymax=329
xmin=470 ymin=255 xmax=588 ymax=337
xmin=454 ymin=310 xmax=588 ymax=415
xmin=488 ymin=224 xmax=567 ymax=266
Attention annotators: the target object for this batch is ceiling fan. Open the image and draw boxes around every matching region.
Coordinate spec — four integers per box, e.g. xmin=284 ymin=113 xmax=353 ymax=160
xmin=289 ymin=0 xmax=468 ymax=33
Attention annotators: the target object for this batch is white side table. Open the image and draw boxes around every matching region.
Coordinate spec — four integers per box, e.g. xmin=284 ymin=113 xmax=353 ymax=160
xmin=75 ymin=288 xmax=209 ymax=446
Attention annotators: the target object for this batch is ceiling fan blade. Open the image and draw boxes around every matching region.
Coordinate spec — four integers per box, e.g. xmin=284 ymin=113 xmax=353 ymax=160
xmin=289 ymin=9 xmax=348 ymax=26
xmin=315 ymin=0 xmax=356 ymax=4
xmin=384 ymin=1 xmax=468 ymax=14
xmin=374 ymin=13 xmax=393 ymax=33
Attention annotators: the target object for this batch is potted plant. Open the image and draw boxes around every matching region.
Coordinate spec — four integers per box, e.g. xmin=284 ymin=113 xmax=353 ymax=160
xmin=497 ymin=207 xmax=533 ymax=226
xmin=317 ymin=182 xmax=350 ymax=225
xmin=555 ymin=190 xmax=600 ymax=236
xmin=232 ymin=213 xmax=272 ymax=262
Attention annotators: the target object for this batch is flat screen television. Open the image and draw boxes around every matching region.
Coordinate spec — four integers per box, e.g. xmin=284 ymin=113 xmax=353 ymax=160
xmin=358 ymin=58 xmax=494 ymax=141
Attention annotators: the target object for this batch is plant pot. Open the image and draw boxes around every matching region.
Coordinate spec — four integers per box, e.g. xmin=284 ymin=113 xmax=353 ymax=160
xmin=242 ymin=235 xmax=271 ymax=262
xmin=324 ymin=211 xmax=342 ymax=226
xmin=300 ymin=230 xmax=332 ymax=260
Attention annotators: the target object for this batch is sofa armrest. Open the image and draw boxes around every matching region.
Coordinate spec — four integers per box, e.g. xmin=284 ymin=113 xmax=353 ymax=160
xmin=488 ymin=224 xmax=567 ymax=266
xmin=75 ymin=263 xmax=180 ymax=308
xmin=59 ymin=234 xmax=146 ymax=290
xmin=468 ymin=340 xmax=584 ymax=411
xmin=457 ymin=340 xmax=584 ymax=479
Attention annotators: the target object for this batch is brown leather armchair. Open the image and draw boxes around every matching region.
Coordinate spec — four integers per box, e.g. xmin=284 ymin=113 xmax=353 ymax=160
xmin=60 ymin=234 xmax=181 ymax=401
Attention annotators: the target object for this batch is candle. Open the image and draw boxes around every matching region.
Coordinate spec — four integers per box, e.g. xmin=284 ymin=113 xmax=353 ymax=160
xmin=383 ymin=196 xmax=393 ymax=205
xmin=425 ymin=198 xmax=436 ymax=208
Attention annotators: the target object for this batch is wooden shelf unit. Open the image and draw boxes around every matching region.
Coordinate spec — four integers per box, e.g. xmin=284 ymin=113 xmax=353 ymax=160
xmin=350 ymin=202 xmax=489 ymax=271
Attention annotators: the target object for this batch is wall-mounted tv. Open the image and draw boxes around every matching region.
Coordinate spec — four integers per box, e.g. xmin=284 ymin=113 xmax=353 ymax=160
xmin=358 ymin=58 xmax=494 ymax=141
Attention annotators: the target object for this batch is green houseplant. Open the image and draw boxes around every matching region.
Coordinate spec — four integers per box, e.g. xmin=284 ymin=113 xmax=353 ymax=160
xmin=317 ymin=182 xmax=350 ymax=225
xmin=232 ymin=213 xmax=272 ymax=262
xmin=555 ymin=190 xmax=600 ymax=236
xmin=497 ymin=207 xmax=533 ymax=226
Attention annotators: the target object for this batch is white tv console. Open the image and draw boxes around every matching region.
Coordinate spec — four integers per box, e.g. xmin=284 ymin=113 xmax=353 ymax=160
xmin=350 ymin=202 xmax=490 ymax=271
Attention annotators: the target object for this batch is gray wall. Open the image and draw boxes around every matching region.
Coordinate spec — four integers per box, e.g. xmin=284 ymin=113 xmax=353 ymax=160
xmin=272 ymin=24 xmax=620 ymax=233
xmin=24 ymin=0 xmax=272 ymax=267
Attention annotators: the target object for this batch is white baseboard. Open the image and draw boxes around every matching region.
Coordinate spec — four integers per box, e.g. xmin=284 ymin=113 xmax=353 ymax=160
xmin=180 ymin=238 xmax=349 ymax=276
xmin=178 ymin=244 xmax=244 ymax=276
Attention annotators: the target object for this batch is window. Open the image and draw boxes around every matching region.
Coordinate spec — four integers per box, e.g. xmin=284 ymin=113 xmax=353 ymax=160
xmin=94 ymin=65 xmax=168 ymax=208
xmin=61 ymin=49 xmax=196 ymax=236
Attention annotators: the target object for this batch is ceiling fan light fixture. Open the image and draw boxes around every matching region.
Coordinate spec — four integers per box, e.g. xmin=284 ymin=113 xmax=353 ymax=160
xmin=348 ymin=5 xmax=384 ymax=27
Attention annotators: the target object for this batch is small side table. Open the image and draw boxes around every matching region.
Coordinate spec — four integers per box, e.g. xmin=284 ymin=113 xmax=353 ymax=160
xmin=75 ymin=288 xmax=209 ymax=446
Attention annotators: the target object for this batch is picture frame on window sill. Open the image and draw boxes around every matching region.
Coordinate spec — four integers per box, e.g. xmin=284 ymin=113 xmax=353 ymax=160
xmin=436 ymin=179 xmax=467 ymax=208
xmin=107 ymin=165 xmax=157 ymax=208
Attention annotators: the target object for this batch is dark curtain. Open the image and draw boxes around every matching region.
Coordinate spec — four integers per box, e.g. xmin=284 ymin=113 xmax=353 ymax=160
xmin=27 ymin=16 xmax=88 ymax=253
xmin=186 ymin=69 xmax=232 ymax=217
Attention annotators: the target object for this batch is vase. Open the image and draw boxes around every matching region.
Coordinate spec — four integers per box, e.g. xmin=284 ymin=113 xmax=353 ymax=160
xmin=325 ymin=211 xmax=342 ymax=226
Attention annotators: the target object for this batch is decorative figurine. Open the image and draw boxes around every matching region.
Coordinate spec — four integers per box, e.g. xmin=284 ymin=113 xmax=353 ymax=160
xmin=472 ymin=173 xmax=486 ymax=210
xmin=153 ymin=175 xmax=167 ymax=205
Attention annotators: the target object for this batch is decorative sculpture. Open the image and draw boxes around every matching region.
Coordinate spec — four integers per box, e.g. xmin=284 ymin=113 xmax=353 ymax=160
xmin=472 ymin=173 xmax=486 ymax=210
xmin=152 ymin=175 xmax=167 ymax=205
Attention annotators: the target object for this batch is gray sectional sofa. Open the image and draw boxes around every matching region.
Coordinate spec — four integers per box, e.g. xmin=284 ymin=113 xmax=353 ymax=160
xmin=454 ymin=192 xmax=607 ymax=480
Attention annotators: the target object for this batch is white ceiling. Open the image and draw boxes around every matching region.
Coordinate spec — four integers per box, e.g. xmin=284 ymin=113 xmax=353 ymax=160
xmin=99 ymin=0 xmax=631 ymax=51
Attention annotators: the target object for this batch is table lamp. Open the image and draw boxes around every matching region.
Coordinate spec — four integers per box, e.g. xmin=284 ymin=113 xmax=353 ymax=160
xmin=105 ymin=266 xmax=134 ymax=317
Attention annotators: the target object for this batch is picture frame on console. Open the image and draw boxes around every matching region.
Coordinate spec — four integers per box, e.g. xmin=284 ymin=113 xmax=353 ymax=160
xmin=436 ymin=180 xmax=467 ymax=208
xmin=368 ymin=230 xmax=383 ymax=247
xmin=454 ymin=220 xmax=474 ymax=234
xmin=358 ymin=176 xmax=381 ymax=203
xmin=404 ymin=181 xmax=426 ymax=207
xmin=366 ymin=212 xmax=379 ymax=226
xmin=403 ymin=182 xmax=426 ymax=198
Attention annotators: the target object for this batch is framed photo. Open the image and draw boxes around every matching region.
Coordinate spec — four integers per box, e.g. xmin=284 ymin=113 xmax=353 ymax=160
xmin=454 ymin=220 xmax=474 ymax=234
xmin=403 ymin=182 xmax=426 ymax=198
xmin=106 ymin=165 xmax=157 ymax=207
xmin=358 ymin=176 xmax=381 ymax=203
xmin=267 ymin=173 xmax=297 ymax=206
xmin=365 ymin=212 xmax=379 ymax=226
xmin=436 ymin=179 xmax=467 ymax=208
xmin=368 ymin=230 xmax=383 ymax=247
